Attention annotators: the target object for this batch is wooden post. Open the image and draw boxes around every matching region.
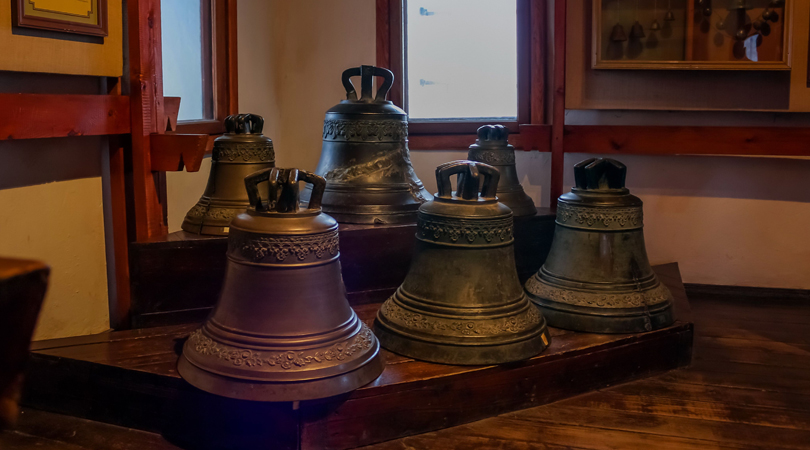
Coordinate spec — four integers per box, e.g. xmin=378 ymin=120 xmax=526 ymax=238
xmin=127 ymin=0 xmax=168 ymax=240
xmin=550 ymin=0 xmax=567 ymax=210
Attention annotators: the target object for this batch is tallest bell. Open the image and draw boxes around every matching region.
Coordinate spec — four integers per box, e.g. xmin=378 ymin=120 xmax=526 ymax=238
xmin=310 ymin=65 xmax=432 ymax=224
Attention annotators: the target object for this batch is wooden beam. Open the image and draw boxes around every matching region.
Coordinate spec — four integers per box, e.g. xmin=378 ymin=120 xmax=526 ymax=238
xmin=518 ymin=124 xmax=552 ymax=152
xmin=563 ymin=125 xmax=810 ymax=156
xmin=0 ymin=94 xmax=129 ymax=140
xmin=128 ymin=0 xmax=168 ymax=240
xmin=550 ymin=0 xmax=567 ymax=209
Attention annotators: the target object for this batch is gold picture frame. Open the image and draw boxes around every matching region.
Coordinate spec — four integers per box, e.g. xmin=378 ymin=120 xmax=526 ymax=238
xmin=592 ymin=0 xmax=791 ymax=70
xmin=13 ymin=0 xmax=108 ymax=37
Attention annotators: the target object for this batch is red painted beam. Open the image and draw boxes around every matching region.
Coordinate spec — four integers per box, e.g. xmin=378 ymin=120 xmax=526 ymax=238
xmin=564 ymin=125 xmax=810 ymax=156
xmin=0 ymin=94 xmax=130 ymax=140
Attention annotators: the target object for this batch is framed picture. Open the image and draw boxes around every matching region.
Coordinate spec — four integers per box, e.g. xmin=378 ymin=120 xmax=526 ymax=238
xmin=13 ymin=0 xmax=108 ymax=37
xmin=592 ymin=0 xmax=791 ymax=70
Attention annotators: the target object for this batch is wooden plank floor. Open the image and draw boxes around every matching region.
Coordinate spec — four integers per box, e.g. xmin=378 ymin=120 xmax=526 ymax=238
xmin=3 ymin=290 xmax=807 ymax=449
xmin=360 ymin=293 xmax=810 ymax=450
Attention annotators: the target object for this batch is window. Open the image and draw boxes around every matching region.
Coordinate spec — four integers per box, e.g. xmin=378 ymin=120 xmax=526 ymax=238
xmin=381 ymin=0 xmax=531 ymax=135
xmin=160 ymin=0 xmax=237 ymax=134
xmin=162 ymin=0 xmax=210 ymax=121
xmin=406 ymin=0 xmax=519 ymax=121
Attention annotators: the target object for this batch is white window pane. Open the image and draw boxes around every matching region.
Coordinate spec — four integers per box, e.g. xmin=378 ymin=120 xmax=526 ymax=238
xmin=406 ymin=0 xmax=518 ymax=120
xmin=161 ymin=0 xmax=205 ymax=121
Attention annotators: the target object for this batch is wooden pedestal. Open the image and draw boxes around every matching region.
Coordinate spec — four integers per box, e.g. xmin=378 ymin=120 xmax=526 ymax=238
xmin=22 ymin=264 xmax=692 ymax=450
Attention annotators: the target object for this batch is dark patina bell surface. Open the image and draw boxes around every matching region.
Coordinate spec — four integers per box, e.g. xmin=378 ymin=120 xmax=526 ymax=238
xmin=525 ymin=158 xmax=675 ymax=334
xmin=374 ymin=161 xmax=550 ymax=365
xmin=178 ymin=168 xmax=383 ymax=401
xmin=182 ymin=114 xmax=275 ymax=235
xmin=308 ymin=65 xmax=431 ymax=224
xmin=467 ymin=125 xmax=536 ymax=217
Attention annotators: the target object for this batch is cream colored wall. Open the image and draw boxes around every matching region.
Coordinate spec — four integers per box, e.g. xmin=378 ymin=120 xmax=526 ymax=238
xmin=0 ymin=138 xmax=110 ymax=340
xmin=170 ymin=0 xmax=809 ymax=290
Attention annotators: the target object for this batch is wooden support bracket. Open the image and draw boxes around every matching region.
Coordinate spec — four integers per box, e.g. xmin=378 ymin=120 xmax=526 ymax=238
xmin=150 ymin=133 xmax=213 ymax=172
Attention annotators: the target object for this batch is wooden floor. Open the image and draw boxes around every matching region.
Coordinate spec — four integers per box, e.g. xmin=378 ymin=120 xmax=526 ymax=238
xmin=360 ymin=293 xmax=810 ymax=450
xmin=3 ymin=291 xmax=809 ymax=449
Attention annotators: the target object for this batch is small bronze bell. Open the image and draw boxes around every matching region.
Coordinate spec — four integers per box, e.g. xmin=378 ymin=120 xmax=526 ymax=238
xmin=182 ymin=114 xmax=275 ymax=235
xmin=525 ymin=158 xmax=675 ymax=334
xmin=178 ymin=168 xmax=384 ymax=401
xmin=664 ymin=10 xmax=675 ymax=21
xmin=309 ymin=65 xmax=431 ymax=224
xmin=630 ymin=21 xmax=646 ymax=39
xmin=610 ymin=23 xmax=628 ymax=42
xmin=650 ymin=19 xmax=661 ymax=31
xmin=374 ymin=161 xmax=550 ymax=365
xmin=467 ymin=125 xmax=536 ymax=217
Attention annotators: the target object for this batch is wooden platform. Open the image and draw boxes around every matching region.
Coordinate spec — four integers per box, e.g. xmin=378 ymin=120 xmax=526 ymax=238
xmin=16 ymin=264 xmax=692 ymax=450
xmin=128 ymin=208 xmax=556 ymax=328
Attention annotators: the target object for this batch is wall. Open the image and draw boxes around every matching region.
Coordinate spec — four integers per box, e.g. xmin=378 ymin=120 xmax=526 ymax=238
xmin=0 ymin=138 xmax=110 ymax=340
xmin=169 ymin=0 xmax=809 ymax=290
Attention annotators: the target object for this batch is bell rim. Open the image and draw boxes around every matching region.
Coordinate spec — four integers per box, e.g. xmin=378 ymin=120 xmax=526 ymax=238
xmin=374 ymin=291 xmax=549 ymax=350
xmin=177 ymin=348 xmax=385 ymax=402
xmin=373 ymin=318 xmax=550 ymax=365
xmin=531 ymin=298 xmax=675 ymax=334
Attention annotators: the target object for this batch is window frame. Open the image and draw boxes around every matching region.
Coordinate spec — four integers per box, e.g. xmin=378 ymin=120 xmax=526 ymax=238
xmin=378 ymin=0 xmax=533 ymax=136
xmin=169 ymin=0 xmax=238 ymax=135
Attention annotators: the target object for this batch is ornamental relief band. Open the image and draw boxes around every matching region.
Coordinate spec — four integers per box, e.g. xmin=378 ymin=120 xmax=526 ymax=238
xmin=323 ymin=119 xmax=408 ymax=142
xmin=381 ymin=300 xmax=542 ymax=336
xmin=213 ymin=144 xmax=275 ymax=162
xmin=468 ymin=148 xmax=516 ymax=165
xmin=417 ymin=216 xmax=514 ymax=245
xmin=230 ymin=230 xmax=340 ymax=263
xmin=556 ymin=202 xmax=643 ymax=230
xmin=187 ymin=325 xmax=374 ymax=370
xmin=186 ymin=204 xmax=237 ymax=221
xmin=525 ymin=276 xmax=673 ymax=309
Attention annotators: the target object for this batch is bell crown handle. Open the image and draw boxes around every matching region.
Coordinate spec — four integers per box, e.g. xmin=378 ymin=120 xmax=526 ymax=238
xmin=476 ymin=124 xmax=509 ymax=142
xmin=245 ymin=167 xmax=326 ymax=213
xmin=225 ymin=113 xmax=264 ymax=134
xmin=341 ymin=65 xmax=395 ymax=102
xmin=435 ymin=160 xmax=500 ymax=201
xmin=573 ymin=158 xmax=627 ymax=190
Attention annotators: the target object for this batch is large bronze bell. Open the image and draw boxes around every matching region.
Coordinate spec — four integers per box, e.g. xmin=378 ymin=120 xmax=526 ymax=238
xmin=525 ymin=158 xmax=675 ymax=334
xmin=182 ymin=114 xmax=275 ymax=235
xmin=178 ymin=167 xmax=384 ymax=401
xmin=467 ymin=125 xmax=536 ymax=217
xmin=374 ymin=161 xmax=550 ymax=365
xmin=308 ymin=65 xmax=431 ymax=224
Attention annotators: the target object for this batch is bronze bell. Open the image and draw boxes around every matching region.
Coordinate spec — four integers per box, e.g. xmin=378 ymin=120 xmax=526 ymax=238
xmin=374 ymin=161 xmax=550 ymax=365
xmin=630 ymin=21 xmax=646 ymax=39
xmin=524 ymin=158 xmax=675 ymax=334
xmin=182 ymin=114 xmax=275 ymax=235
xmin=178 ymin=167 xmax=384 ymax=401
xmin=308 ymin=65 xmax=432 ymax=224
xmin=610 ymin=23 xmax=628 ymax=42
xmin=467 ymin=125 xmax=536 ymax=217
